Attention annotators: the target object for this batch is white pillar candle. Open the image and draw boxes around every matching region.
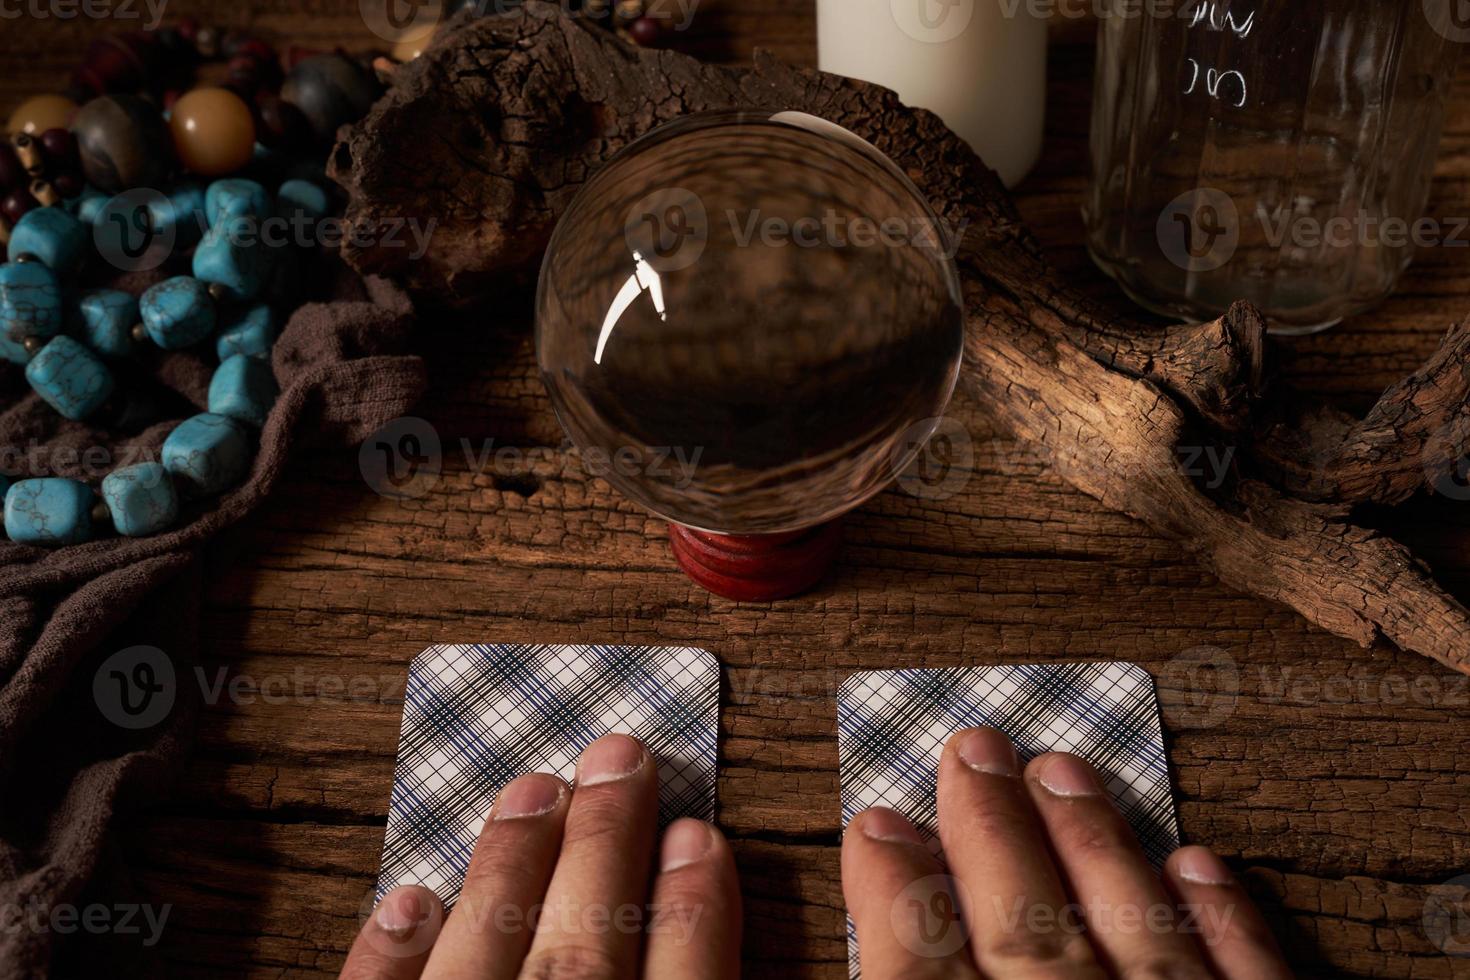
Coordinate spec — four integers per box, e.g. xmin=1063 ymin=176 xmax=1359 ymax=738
xmin=817 ymin=0 xmax=1047 ymax=188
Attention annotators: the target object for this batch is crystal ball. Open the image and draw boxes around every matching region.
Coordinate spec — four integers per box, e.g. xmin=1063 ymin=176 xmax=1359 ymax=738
xmin=535 ymin=111 xmax=964 ymax=535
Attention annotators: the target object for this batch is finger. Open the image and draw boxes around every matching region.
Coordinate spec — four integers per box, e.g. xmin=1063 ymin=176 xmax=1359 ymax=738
xmin=341 ymin=886 xmax=445 ymax=980
xmin=642 ymin=819 xmax=742 ymax=980
xmin=420 ymin=772 xmax=570 ymax=980
xmin=936 ymin=728 xmax=1104 ymax=978
xmin=1024 ymin=753 xmax=1212 ymax=978
xmin=841 ymin=807 xmax=982 ymax=980
xmin=1163 ymin=846 xmax=1293 ymax=980
xmin=521 ymin=734 xmax=661 ymax=979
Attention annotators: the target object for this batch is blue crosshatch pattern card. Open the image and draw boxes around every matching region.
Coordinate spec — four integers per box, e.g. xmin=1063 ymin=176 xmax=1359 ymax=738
xmin=376 ymin=644 xmax=719 ymax=906
xmin=837 ymin=662 xmax=1181 ymax=979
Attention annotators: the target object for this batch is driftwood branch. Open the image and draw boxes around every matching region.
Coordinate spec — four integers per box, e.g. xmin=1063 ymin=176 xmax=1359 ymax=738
xmin=330 ymin=4 xmax=1470 ymax=675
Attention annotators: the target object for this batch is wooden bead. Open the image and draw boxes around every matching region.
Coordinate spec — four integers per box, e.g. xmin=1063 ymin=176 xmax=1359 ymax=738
xmin=6 ymin=95 xmax=77 ymax=137
xmin=0 ymin=143 xmax=23 ymax=191
xmin=12 ymin=135 xmax=44 ymax=177
xmin=170 ymin=88 xmax=257 ymax=178
xmin=1 ymin=187 xmax=36 ymax=226
xmin=38 ymin=128 xmax=79 ymax=172
xmin=29 ymin=180 xmax=59 ymax=208
xmin=71 ymin=94 xmax=173 ymax=194
xmin=281 ymin=54 xmax=379 ymax=144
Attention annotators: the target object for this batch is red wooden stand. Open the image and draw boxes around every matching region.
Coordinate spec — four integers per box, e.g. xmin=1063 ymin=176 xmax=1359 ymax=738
xmin=667 ymin=521 xmax=844 ymax=602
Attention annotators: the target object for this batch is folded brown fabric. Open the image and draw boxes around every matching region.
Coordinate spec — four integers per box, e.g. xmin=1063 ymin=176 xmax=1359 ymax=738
xmin=0 ymin=261 xmax=427 ymax=978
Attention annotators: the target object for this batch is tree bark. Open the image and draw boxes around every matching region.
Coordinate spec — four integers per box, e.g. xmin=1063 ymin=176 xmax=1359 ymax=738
xmin=330 ymin=4 xmax=1470 ymax=675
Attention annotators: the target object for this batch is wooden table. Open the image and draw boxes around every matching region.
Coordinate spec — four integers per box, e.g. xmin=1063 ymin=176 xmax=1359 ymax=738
xmin=8 ymin=4 xmax=1470 ymax=978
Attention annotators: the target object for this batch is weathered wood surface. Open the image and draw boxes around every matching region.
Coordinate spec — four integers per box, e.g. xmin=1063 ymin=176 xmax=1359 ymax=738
xmin=7 ymin=4 xmax=1470 ymax=978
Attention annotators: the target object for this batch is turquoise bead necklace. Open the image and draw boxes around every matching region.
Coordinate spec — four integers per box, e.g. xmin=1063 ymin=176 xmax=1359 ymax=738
xmin=0 ymin=172 xmax=327 ymax=546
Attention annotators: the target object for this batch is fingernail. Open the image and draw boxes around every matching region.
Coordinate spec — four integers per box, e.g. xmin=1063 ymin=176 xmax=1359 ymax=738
xmin=577 ymin=734 xmax=647 ymax=786
xmin=858 ymin=807 xmax=924 ymax=845
xmin=494 ymin=773 xmax=565 ymax=820
xmin=954 ymin=727 xmax=1020 ymax=776
xmin=660 ymin=819 xmax=713 ymax=872
xmin=375 ymin=887 xmax=429 ymax=938
xmin=1174 ymin=846 xmax=1235 ymax=886
xmin=1035 ymin=754 xmax=1102 ymax=796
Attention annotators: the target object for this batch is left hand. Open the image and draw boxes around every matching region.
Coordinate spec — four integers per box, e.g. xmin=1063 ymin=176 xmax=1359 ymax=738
xmin=339 ymin=734 xmax=742 ymax=980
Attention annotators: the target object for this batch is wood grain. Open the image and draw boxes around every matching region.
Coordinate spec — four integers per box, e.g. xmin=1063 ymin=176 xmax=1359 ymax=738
xmin=7 ymin=2 xmax=1470 ymax=977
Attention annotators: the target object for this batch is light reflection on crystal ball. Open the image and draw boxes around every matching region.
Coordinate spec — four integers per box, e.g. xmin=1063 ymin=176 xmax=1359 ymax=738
xmin=535 ymin=111 xmax=964 ymax=534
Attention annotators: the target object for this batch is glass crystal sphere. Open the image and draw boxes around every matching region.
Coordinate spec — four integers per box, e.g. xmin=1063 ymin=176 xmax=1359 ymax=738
xmin=535 ymin=110 xmax=964 ymax=535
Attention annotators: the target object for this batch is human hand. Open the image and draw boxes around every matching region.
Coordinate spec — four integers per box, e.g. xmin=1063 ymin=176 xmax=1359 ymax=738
xmin=340 ymin=734 xmax=741 ymax=980
xmin=843 ymin=727 xmax=1293 ymax=979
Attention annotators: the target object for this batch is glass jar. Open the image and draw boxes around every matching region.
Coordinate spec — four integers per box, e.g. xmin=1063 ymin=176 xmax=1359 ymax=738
xmin=1085 ymin=1 xmax=1461 ymax=334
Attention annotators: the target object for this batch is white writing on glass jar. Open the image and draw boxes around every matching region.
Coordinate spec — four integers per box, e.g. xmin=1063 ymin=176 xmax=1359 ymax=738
xmin=1182 ymin=3 xmax=1255 ymax=108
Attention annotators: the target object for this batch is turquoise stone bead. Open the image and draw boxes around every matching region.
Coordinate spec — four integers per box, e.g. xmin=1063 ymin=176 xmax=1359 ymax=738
xmin=205 ymin=178 xmax=269 ymax=225
xmin=4 ymin=478 xmax=96 ymax=545
xmin=150 ymin=182 xmax=207 ymax=248
xmin=275 ymin=179 xmax=329 ymax=222
xmin=193 ymin=217 xmax=269 ymax=302
xmin=215 ymin=304 xmax=276 ymax=360
xmin=140 ymin=275 xmax=215 ymax=349
xmin=9 ymin=207 xmax=86 ymax=276
xmin=78 ymin=289 xmax=138 ymax=358
xmin=101 ymin=462 xmax=179 ymax=537
xmin=0 ymin=261 xmax=62 ymax=363
xmin=75 ymin=188 xmax=107 ymax=225
xmin=25 ymin=335 xmax=115 ymax=420
xmin=208 ymin=354 xmax=279 ymax=427
xmin=162 ymin=412 xmax=251 ymax=496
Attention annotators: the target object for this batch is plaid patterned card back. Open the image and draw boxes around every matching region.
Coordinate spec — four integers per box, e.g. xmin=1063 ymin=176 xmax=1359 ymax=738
xmin=376 ymin=644 xmax=719 ymax=905
xmin=836 ymin=662 xmax=1180 ymax=978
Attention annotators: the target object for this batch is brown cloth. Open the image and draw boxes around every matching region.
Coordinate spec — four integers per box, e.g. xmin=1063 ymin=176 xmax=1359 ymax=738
xmin=0 ymin=261 xmax=427 ymax=978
